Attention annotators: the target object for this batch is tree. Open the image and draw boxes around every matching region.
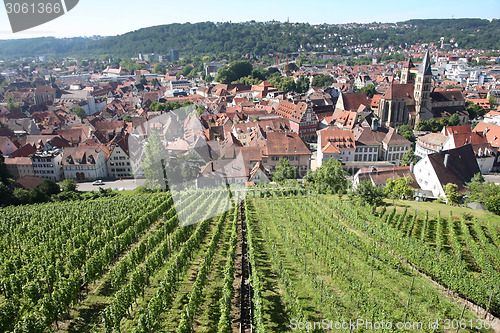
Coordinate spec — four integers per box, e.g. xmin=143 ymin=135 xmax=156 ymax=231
xmin=277 ymin=77 xmax=296 ymax=93
xmin=215 ymin=60 xmax=253 ymax=83
xmin=39 ymin=179 xmax=60 ymax=196
xmin=287 ymin=63 xmax=299 ymax=72
xmin=305 ymin=158 xmax=348 ymax=194
xmin=195 ymin=105 xmax=206 ymax=116
xmin=180 ymin=65 xmax=193 ymax=77
xmin=251 ymin=68 xmax=267 ymax=81
xmin=397 ymin=124 xmax=416 ymax=142
xmin=0 ymin=152 xmax=10 ymax=184
xmin=0 ymin=183 xmax=13 ymax=206
xmin=415 ymin=118 xmax=443 ymax=132
xmin=353 ymin=180 xmax=385 ymax=206
xmin=401 ymin=148 xmax=417 ymax=166
xmin=464 ymin=173 xmax=500 ymax=215
xmin=486 ymin=195 xmax=500 ymax=215
xmin=384 ymin=176 xmax=415 ymax=201
xmin=142 ymin=131 xmax=168 ymax=190
xmin=60 ymin=179 xmax=78 ymax=192
xmin=204 ymin=74 xmax=213 ymax=83
xmin=13 ymin=188 xmax=32 ymax=204
xmin=72 ymin=107 xmax=86 ymax=119
xmin=444 ymin=183 xmax=460 ymax=205
xmin=165 ymin=153 xmax=205 ymax=187
xmin=272 ymin=159 xmax=298 ymax=182
xmin=466 ymin=101 xmax=487 ymax=120
xmin=186 ymin=68 xmax=197 ymax=80
xmin=311 ymin=74 xmax=334 ymax=88
xmin=295 ymin=75 xmax=310 ymax=94
xmin=489 ymin=96 xmax=497 ymax=110
xmin=356 ymin=84 xmax=377 ymax=98
xmin=448 ymin=113 xmax=461 ymax=126
xmin=154 ymin=63 xmax=164 ymax=75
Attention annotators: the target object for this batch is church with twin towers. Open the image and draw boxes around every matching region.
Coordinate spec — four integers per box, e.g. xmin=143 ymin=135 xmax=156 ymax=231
xmin=376 ymin=50 xmax=469 ymax=129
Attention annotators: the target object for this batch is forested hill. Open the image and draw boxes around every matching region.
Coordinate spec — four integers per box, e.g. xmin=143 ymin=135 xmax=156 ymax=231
xmin=0 ymin=19 xmax=499 ymax=59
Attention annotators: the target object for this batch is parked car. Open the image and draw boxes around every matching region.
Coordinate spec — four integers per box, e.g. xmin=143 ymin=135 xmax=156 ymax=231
xmin=92 ymin=180 xmax=104 ymax=186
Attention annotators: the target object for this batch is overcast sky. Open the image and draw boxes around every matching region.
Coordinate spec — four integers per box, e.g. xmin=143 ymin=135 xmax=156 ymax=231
xmin=0 ymin=0 xmax=498 ymax=40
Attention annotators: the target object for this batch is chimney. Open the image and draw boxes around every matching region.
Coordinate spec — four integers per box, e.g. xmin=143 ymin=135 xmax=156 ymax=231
xmin=444 ymin=154 xmax=450 ymax=168
xmin=410 ymin=162 xmax=415 ymax=173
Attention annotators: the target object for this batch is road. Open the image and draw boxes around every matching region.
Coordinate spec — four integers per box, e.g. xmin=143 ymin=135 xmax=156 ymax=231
xmin=77 ymin=179 xmax=146 ymax=192
xmin=484 ymin=174 xmax=500 ymax=185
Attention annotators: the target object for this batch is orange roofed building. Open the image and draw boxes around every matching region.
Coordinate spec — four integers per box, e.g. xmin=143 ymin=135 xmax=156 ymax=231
xmin=275 ymin=100 xmax=318 ymax=141
xmin=317 ymin=127 xmax=356 ymax=166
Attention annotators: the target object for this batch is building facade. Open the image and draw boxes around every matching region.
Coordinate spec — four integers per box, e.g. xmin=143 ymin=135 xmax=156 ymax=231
xmin=31 ymin=149 xmax=64 ymax=181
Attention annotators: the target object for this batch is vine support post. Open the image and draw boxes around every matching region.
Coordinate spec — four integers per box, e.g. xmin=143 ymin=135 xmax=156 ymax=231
xmin=456 ymin=303 xmax=467 ymax=333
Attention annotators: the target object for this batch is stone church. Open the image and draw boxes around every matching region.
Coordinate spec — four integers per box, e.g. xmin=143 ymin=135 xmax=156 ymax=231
xmin=377 ymin=51 xmax=468 ymax=128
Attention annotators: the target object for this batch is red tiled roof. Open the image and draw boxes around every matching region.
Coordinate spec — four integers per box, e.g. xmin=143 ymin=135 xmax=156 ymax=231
xmin=275 ymin=100 xmax=308 ymax=123
xmin=382 ymin=83 xmax=414 ymax=100
xmin=473 ymin=122 xmax=500 ymax=147
xmin=262 ymin=131 xmax=311 ymax=157
xmin=339 ymin=92 xmax=370 ymax=111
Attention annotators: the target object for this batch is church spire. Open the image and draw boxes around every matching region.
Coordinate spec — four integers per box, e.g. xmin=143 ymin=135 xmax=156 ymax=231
xmin=419 ymin=50 xmax=432 ymax=76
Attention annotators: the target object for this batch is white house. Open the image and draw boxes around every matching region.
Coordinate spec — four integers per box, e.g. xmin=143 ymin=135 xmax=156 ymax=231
xmin=317 ymin=127 xmax=355 ymax=167
xmin=63 ymin=147 xmax=108 ymax=181
xmin=107 ymin=138 xmax=132 ymax=179
xmin=414 ymin=145 xmax=480 ymax=199
xmin=31 ymin=148 xmax=64 ymax=181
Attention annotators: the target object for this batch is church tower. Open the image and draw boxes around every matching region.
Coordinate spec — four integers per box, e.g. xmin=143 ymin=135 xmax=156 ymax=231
xmin=400 ymin=58 xmax=415 ymax=84
xmin=414 ymin=50 xmax=433 ymax=125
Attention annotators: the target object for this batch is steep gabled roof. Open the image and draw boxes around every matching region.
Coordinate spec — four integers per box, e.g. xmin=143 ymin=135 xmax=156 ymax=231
xmin=382 ymin=83 xmax=415 ymax=100
xmin=418 ymin=50 xmax=432 ymax=76
xmin=10 ymin=144 xmax=36 ymax=157
xmin=402 ymin=58 xmax=415 ymax=69
xmin=338 ymin=92 xmax=370 ymax=111
xmin=427 ymin=144 xmax=480 ymax=193
xmin=382 ymin=127 xmax=411 ymax=145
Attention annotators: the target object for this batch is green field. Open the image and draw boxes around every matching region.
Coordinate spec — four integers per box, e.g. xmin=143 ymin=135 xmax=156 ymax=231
xmin=0 ymin=191 xmax=498 ymax=332
xmin=245 ymin=194 xmax=499 ymax=332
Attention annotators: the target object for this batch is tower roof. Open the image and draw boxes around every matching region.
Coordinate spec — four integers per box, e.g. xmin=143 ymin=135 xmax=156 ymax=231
xmin=418 ymin=50 xmax=432 ymax=76
xmin=402 ymin=58 xmax=415 ymax=69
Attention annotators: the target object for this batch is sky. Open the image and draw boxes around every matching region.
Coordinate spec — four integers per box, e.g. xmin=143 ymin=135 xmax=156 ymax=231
xmin=0 ymin=0 xmax=498 ymax=40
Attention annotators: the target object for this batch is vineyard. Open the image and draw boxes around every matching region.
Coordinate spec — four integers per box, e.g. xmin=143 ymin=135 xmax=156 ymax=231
xmin=0 ymin=189 xmax=244 ymax=333
xmin=245 ymin=194 xmax=500 ymax=332
xmin=0 ymin=189 xmax=499 ymax=332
